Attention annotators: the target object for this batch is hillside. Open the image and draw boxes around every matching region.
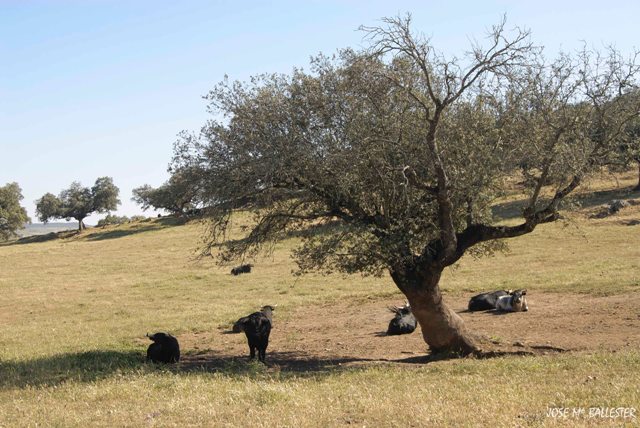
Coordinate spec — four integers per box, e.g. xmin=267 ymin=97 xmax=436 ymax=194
xmin=17 ymin=222 xmax=81 ymax=238
xmin=0 ymin=170 xmax=639 ymax=426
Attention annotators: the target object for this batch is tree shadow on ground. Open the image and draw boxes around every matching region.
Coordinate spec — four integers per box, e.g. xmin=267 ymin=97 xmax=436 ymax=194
xmin=178 ymin=346 xmax=562 ymax=377
xmin=179 ymin=350 xmax=379 ymax=376
xmin=571 ymin=186 xmax=640 ymax=211
xmin=2 ymin=217 xmax=188 ymax=246
xmin=1 ymin=230 xmax=79 ymax=247
xmin=1 ymin=345 xmax=569 ymax=388
xmin=0 ymin=350 xmax=144 ymax=388
xmin=491 ymin=185 xmax=640 ymax=221
xmin=84 ymin=217 xmax=187 ymax=242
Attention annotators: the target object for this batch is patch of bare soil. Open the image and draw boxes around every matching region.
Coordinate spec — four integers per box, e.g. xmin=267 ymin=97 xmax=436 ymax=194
xmin=179 ymin=292 xmax=640 ymax=371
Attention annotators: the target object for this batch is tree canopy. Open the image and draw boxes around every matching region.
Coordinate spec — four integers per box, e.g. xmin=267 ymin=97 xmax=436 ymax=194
xmin=35 ymin=177 xmax=121 ymax=230
xmin=172 ymin=15 xmax=640 ymax=354
xmin=0 ymin=182 xmax=30 ymax=241
xmin=132 ymin=168 xmax=202 ymax=216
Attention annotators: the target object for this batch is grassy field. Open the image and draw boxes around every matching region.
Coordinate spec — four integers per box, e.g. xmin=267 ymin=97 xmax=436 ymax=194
xmin=1 ymin=171 xmax=639 ymax=426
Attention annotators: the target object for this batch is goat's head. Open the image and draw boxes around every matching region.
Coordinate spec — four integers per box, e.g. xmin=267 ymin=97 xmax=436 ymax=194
xmin=388 ymin=302 xmax=412 ymax=317
xmin=510 ymin=290 xmax=528 ymax=311
xmin=147 ymin=332 xmax=172 ymax=343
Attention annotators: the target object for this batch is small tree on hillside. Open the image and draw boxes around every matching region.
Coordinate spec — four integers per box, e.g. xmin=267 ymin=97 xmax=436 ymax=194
xmin=35 ymin=177 xmax=121 ymax=230
xmin=173 ymin=16 xmax=640 ymax=355
xmin=0 ymin=182 xmax=31 ymax=240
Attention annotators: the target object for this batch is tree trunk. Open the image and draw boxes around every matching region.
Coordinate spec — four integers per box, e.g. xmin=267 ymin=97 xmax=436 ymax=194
xmin=392 ymin=268 xmax=478 ymax=356
xmin=78 ymin=218 xmax=85 ymax=231
xmin=635 ymin=161 xmax=640 ymax=191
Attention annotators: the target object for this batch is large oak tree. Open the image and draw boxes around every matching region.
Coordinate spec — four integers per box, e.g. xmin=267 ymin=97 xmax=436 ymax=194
xmin=174 ymin=16 xmax=640 ymax=355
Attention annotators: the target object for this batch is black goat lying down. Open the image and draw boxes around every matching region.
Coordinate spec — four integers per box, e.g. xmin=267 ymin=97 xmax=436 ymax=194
xmin=387 ymin=302 xmax=417 ymax=335
xmin=467 ymin=289 xmax=512 ymax=311
xmin=146 ymin=332 xmax=180 ymax=363
xmin=233 ymin=305 xmax=276 ymax=363
xmin=231 ymin=264 xmax=253 ymax=275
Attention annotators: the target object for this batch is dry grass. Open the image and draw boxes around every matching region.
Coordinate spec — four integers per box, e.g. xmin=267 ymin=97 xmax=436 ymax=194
xmin=0 ymin=170 xmax=639 ymax=426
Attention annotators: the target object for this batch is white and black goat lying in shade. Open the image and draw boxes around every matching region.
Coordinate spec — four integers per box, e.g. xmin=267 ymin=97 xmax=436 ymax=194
xmin=387 ymin=302 xmax=417 ymax=335
xmin=495 ymin=289 xmax=529 ymax=312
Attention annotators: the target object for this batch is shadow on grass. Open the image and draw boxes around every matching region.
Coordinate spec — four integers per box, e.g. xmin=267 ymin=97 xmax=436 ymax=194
xmin=572 ymin=186 xmax=640 ymax=211
xmin=179 ymin=348 xmax=544 ymax=376
xmin=85 ymin=217 xmax=187 ymax=242
xmin=0 ymin=230 xmax=79 ymax=247
xmin=491 ymin=185 xmax=640 ymax=221
xmin=1 ymin=217 xmax=188 ymax=247
xmin=179 ymin=350 xmax=380 ymax=376
xmin=1 ymin=345 xmax=567 ymax=388
xmin=0 ymin=350 xmax=145 ymax=388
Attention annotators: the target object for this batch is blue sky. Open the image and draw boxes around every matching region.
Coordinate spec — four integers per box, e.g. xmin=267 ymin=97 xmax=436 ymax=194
xmin=1 ymin=0 xmax=638 ymax=224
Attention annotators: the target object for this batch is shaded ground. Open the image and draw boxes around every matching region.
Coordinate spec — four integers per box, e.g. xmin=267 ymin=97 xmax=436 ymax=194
xmin=177 ymin=291 xmax=640 ymax=371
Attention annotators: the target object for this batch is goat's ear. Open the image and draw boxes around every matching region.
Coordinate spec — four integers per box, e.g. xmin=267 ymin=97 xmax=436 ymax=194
xmin=521 ymin=289 xmax=527 ymax=295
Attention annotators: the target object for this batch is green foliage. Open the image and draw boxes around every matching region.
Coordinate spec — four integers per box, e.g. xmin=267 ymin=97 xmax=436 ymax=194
xmin=0 ymin=182 xmax=30 ymax=240
xmin=35 ymin=177 xmax=121 ymax=230
xmin=173 ymin=16 xmax=640 ymax=279
xmin=97 ymin=214 xmax=130 ymax=227
xmin=132 ymin=170 xmax=201 ymax=215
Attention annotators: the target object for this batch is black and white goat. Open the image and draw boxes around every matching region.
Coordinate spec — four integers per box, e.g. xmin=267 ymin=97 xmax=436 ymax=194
xmin=468 ymin=289 xmax=513 ymax=311
xmin=495 ymin=289 xmax=529 ymax=312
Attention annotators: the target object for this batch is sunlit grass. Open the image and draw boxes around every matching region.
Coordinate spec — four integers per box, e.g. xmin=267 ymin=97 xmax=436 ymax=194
xmin=0 ymin=170 xmax=638 ymax=426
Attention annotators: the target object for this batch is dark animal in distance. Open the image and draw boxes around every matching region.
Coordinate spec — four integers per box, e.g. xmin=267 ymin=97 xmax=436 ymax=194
xmin=495 ymin=289 xmax=529 ymax=312
xmin=231 ymin=264 xmax=253 ymax=275
xmin=146 ymin=332 xmax=180 ymax=363
xmin=468 ymin=289 xmax=512 ymax=311
xmin=234 ymin=305 xmax=276 ymax=363
xmin=386 ymin=302 xmax=417 ymax=335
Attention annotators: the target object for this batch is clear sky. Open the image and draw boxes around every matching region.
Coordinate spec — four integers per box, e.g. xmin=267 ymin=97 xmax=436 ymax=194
xmin=2 ymin=0 xmax=638 ymax=224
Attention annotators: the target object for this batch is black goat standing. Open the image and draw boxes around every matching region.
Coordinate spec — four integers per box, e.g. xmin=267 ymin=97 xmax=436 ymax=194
xmin=235 ymin=305 xmax=275 ymax=363
xmin=146 ymin=332 xmax=180 ymax=363
xmin=387 ymin=303 xmax=417 ymax=335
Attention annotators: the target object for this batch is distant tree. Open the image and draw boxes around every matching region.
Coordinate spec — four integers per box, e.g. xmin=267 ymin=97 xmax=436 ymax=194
xmin=132 ymin=170 xmax=201 ymax=216
xmin=35 ymin=177 xmax=121 ymax=230
xmin=97 ymin=214 xmax=130 ymax=227
xmin=174 ymin=16 xmax=640 ymax=355
xmin=0 ymin=182 xmax=31 ymax=240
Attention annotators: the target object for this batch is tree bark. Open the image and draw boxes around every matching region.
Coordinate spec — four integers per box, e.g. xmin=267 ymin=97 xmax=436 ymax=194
xmin=77 ymin=218 xmax=86 ymax=231
xmin=391 ymin=267 xmax=478 ymax=355
xmin=635 ymin=161 xmax=640 ymax=191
